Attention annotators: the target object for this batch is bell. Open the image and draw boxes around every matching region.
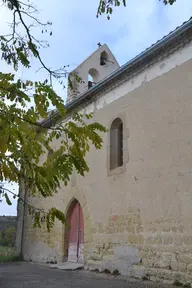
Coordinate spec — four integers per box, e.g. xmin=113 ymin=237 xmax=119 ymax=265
xmin=100 ymin=55 xmax=106 ymax=66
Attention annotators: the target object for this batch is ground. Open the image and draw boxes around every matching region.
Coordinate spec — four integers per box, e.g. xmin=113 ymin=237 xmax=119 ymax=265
xmin=0 ymin=262 xmax=175 ymax=288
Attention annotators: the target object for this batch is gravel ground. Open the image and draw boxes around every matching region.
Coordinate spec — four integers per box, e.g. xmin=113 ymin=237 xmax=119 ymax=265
xmin=0 ymin=262 xmax=175 ymax=288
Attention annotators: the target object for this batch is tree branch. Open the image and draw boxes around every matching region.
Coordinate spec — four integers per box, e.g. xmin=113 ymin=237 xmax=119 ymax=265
xmin=0 ymin=186 xmax=46 ymax=214
xmin=0 ymin=108 xmax=59 ymax=131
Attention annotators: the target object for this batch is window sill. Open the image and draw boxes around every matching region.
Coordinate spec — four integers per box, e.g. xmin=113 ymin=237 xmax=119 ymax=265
xmin=107 ymin=164 xmax=126 ymax=177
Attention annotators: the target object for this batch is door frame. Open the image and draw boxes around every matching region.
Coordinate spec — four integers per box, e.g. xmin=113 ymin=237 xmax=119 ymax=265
xmin=63 ymin=199 xmax=84 ymax=263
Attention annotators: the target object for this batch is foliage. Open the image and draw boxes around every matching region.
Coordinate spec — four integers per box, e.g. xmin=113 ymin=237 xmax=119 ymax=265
xmin=97 ymin=0 xmax=177 ymax=19
xmin=0 ymin=227 xmax=16 ymax=246
xmin=0 ymin=215 xmax=16 ymax=231
xmin=0 ymin=245 xmax=22 ymax=262
xmin=0 ymin=230 xmax=6 ymax=246
xmin=0 ymin=253 xmax=22 ymax=262
xmin=0 ymin=0 xmax=107 ymax=231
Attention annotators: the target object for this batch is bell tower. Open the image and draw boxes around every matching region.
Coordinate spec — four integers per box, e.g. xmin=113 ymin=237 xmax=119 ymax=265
xmin=66 ymin=44 xmax=120 ymax=104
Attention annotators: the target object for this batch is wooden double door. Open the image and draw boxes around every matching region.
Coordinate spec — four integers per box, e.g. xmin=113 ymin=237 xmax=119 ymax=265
xmin=68 ymin=201 xmax=84 ymax=263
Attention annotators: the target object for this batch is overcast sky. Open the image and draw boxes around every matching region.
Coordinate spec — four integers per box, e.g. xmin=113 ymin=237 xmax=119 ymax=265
xmin=0 ymin=0 xmax=192 ymax=216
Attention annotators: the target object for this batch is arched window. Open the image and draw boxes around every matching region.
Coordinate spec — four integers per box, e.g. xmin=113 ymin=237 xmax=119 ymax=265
xmin=88 ymin=68 xmax=100 ymax=89
xmin=110 ymin=118 xmax=123 ymax=170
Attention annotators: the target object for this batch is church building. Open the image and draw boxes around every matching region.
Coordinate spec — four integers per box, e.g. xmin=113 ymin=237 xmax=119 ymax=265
xmin=16 ymin=17 xmax=192 ymax=283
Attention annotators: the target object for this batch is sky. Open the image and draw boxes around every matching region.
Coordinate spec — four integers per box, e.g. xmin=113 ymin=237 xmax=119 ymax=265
xmin=0 ymin=0 xmax=192 ymax=216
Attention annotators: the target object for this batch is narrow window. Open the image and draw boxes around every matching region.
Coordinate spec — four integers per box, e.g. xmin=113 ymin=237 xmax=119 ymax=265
xmin=110 ymin=118 xmax=123 ymax=170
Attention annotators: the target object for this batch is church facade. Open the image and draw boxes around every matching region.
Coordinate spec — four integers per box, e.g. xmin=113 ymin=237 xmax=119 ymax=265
xmin=16 ymin=18 xmax=192 ymax=283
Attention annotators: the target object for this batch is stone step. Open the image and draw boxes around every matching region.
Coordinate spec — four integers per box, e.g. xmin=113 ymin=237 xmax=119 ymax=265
xmin=48 ymin=262 xmax=84 ymax=271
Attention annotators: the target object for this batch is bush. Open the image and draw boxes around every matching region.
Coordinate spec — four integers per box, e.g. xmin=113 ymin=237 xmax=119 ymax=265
xmin=0 ymin=227 xmax=16 ymax=247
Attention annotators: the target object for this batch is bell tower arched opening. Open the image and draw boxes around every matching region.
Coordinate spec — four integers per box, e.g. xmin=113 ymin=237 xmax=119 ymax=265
xmin=88 ymin=68 xmax=100 ymax=89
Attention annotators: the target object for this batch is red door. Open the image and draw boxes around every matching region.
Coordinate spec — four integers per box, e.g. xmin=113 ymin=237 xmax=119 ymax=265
xmin=68 ymin=202 xmax=84 ymax=263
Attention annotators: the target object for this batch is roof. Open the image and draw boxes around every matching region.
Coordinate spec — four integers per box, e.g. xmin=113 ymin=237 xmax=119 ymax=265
xmin=42 ymin=17 xmax=192 ymax=128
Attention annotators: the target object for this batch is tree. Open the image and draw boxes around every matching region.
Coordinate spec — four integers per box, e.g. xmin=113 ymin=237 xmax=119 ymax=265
xmin=0 ymin=0 xmax=107 ymax=231
xmin=0 ymin=227 xmax=16 ymax=247
xmin=0 ymin=0 xmax=177 ymax=231
xmin=0 ymin=229 xmax=7 ymax=246
xmin=5 ymin=227 xmax=16 ymax=247
xmin=97 ymin=0 xmax=177 ymax=19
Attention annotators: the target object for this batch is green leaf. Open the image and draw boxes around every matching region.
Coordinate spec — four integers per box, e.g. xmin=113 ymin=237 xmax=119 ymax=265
xmin=5 ymin=193 xmax=12 ymax=205
xmin=0 ymin=0 xmax=108 ymax=232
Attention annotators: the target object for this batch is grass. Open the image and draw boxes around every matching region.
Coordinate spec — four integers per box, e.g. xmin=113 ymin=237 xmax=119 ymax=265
xmin=0 ymin=245 xmax=22 ymax=262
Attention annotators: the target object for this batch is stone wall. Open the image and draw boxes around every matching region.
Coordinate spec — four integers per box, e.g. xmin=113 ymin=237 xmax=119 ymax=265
xmin=86 ymin=212 xmax=192 ymax=284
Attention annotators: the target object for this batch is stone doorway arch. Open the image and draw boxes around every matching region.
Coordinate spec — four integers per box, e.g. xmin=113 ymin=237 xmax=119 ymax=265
xmin=64 ymin=199 xmax=84 ymax=263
